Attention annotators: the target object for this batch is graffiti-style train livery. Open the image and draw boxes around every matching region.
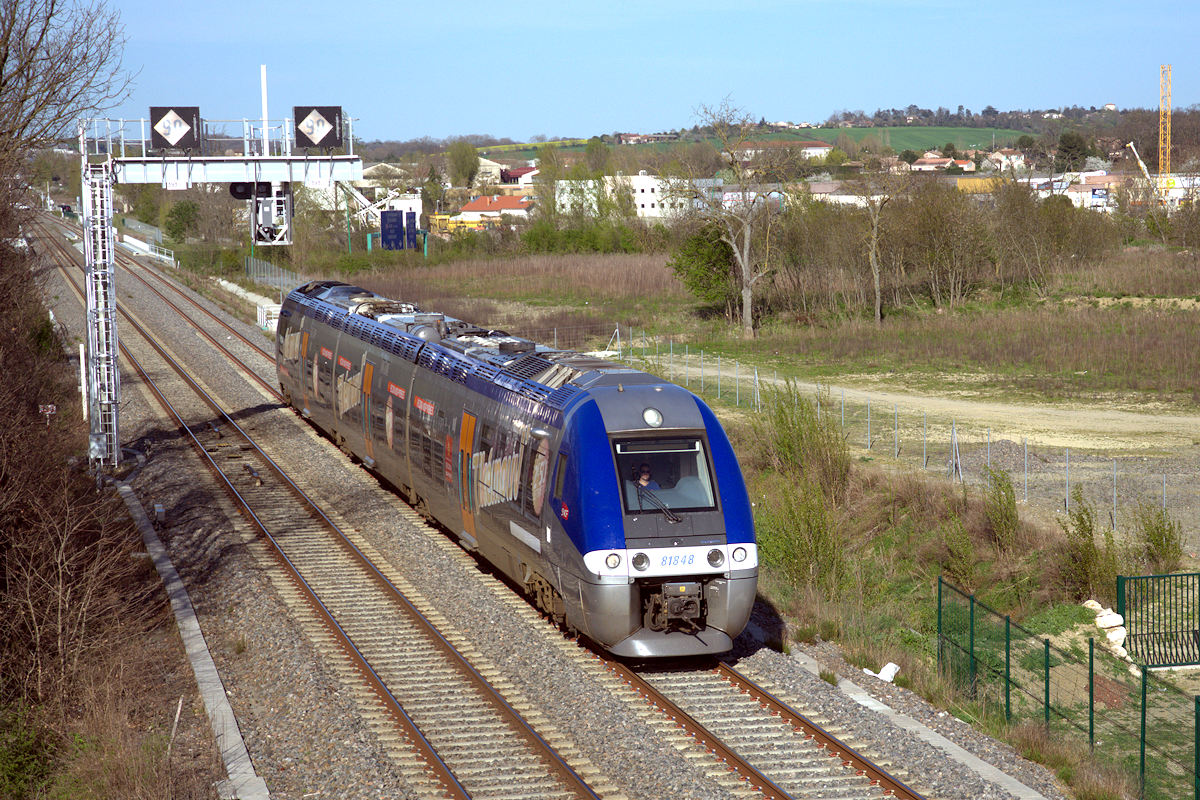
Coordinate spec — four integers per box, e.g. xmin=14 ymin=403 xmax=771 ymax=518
xmin=276 ymin=281 xmax=756 ymax=657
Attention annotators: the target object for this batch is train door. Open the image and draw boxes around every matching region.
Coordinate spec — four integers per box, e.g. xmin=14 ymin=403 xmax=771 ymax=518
xmin=314 ymin=343 xmax=334 ymax=417
xmin=299 ymin=330 xmax=310 ymax=411
xmin=360 ymin=359 xmax=376 ymax=466
xmin=458 ymin=410 xmax=478 ymax=543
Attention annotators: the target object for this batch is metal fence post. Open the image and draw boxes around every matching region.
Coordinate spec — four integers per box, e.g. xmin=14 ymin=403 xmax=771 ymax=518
xmin=969 ymin=594 xmax=976 ymax=696
xmin=1089 ymin=637 xmax=1095 ymax=752
xmin=923 ymin=411 xmax=927 ymax=469
xmin=937 ymin=576 xmax=943 ymax=673
xmin=894 ymin=404 xmax=898 ymax=458
xmin=1005 ymin=615 xmax=1011 ymax=722
xmin=867 ymin=401 xmax=872 ymax=450
xmin=1141 ymin=667 xmax=1148 ymax=799
xmin=1044 ymin=638 xmax=1051 ymax=733
xmin=1194 ymin=695 xmax=1199 ymax=800
xmin=1066 ymin=448 xmax=1070 ymax=513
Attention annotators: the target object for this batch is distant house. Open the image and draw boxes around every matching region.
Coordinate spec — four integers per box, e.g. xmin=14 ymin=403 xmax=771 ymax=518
xmin=911 ymin=157 xmax=975 ymax=173
xmin=458 ymin=194 xmax=532 ymax=221
xmin=617 ymin=132 xmax=678 ymax=145
xmin=474 ymin=157 xmax=504 ymax=187
xmin=987 ymin=149 xmax=1029 ymax=172
xmin=733 ymin=140 xmax=834 ymax=161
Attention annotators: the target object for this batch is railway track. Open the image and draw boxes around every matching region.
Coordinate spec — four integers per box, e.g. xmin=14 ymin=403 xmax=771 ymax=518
xmin=40 ymin=221 xmax=604 ymax=800
xmin=41 ymin=215 xmax=932 ymax=799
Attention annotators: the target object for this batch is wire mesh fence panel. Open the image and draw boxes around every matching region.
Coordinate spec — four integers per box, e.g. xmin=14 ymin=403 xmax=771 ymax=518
xmin=938 ymin=577 xmax=1200 ymax=800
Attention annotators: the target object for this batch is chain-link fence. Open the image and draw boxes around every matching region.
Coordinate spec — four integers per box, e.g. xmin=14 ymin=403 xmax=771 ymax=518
xmin=620 ymin=331 xmax=1198 ymax=549
xmin=939 ymin=577 xmax=1198 ymax=799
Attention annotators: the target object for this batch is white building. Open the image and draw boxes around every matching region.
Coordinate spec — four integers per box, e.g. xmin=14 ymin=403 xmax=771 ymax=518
xmin=555 ymin=172 xmax=690 ymax=219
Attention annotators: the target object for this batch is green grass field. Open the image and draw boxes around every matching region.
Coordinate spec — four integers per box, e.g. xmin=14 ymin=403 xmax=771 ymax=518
xmin=474 ymin=126 xmax=1027 ymax=162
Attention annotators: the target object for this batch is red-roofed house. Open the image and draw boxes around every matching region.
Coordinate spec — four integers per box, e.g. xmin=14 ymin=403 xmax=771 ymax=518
xmin=458 ymin=194 xmax=533 ymax=221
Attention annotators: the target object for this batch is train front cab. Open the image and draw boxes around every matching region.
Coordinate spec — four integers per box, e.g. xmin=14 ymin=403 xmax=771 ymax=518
xmin=551 ymin=380 xmax=757 ymax=658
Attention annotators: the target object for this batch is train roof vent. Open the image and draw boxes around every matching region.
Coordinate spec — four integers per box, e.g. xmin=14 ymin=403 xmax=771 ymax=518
xmin=545 ymin=384 xmax=581 ymax=410
xmin=503 ymin=354 xmax=554 ymax=382
xmin=380 ymin=330 xmax=423 ymax=362
xmin=418 ymin=345 xmax=471 ymax=384
xmin=471 ymin=363 xmax=501 ymax=383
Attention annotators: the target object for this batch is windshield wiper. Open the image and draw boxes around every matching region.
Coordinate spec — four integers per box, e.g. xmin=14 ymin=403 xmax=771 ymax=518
xmin=637 ymin=484 xmax=682 ymax=523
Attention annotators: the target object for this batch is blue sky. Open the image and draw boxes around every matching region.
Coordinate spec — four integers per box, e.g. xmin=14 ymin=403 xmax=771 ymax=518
xmin=107 ymin=0 xmax=1197 ymax=143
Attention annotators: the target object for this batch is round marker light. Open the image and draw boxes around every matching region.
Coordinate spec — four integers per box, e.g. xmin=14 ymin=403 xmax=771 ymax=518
xmin=708 ymin=548 xmax=725 ymax=568
xmin=732 ymin=546 xmax=747 ymax=563
xmin=643 ymin=408 xmax=663 ymax=428
xmin=605 ymin=553 xmax=621 ymax=570
xmin=632 ymin=552 xmax=650 ymax=571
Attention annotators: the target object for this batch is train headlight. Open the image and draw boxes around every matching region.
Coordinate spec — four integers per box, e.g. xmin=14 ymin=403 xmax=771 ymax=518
xmin=632 ymin=552 xmax=649 ymax=571
xmin=732 ymin=546 xmax=747 ymax=563
xmin=642 ymin=408 xmax=663 ymax=428
xmin=605 ymin=553 xmax=621 ymax=570
xmin=708 ymin=548 xmax=724 ymax=568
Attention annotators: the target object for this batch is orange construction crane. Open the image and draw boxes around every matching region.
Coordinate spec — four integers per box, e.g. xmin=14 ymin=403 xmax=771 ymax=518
xmin=1159 ymin=64 xmax=1172 ymax=189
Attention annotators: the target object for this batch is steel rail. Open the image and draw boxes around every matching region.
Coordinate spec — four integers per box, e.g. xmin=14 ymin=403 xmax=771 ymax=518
xmin=47 ymin=231 xmax=599 ymax=800
xmin=597 ymin=654 xmax=795 ymax=800
xmin=716 ymin=662 xmax=925 ymax=800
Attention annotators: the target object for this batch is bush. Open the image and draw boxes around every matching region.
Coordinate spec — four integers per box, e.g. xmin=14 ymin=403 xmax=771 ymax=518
xmin=1133 ymin=502 xmax=1183 ymax=574
xmin=940 ymin=516 xmax=978 ymax=591
xmin=754 ymin=381 xmax=849 ymax=502
xmin=0 ymin=705 xmax=54 ymax=798
xmin=1058 ymin=488 xmax=1121 ymax=605
xmin=754 ymin=472 xmax=845 ymax=599
xmin=982 ymin=467 xmax=1019 ymax=553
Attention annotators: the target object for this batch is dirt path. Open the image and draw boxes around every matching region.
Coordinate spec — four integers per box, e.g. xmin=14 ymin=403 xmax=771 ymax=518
xmin=652 ymin=355 xmax=1200 ymax=553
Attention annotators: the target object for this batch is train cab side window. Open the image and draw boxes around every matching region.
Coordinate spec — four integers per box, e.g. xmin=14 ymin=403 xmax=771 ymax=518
xmin=553 ymin=453 xmax=567 ymax=500
xmin=522 ymin=437 xmax=551 ymax=518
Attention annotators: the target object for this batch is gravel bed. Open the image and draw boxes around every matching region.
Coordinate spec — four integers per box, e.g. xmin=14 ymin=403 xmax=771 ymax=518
xmin=50 ymin=257 xmax=1080 ymax=799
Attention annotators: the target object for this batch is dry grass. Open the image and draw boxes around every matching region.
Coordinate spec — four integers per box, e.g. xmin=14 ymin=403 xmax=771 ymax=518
xmin=1063 ymin=246 xmax=1200 ymax=298
xmin=759 ymin=303 xmax=1200 ymax=400
xmin=1007 ymin=723 xmax=1133 ymax=800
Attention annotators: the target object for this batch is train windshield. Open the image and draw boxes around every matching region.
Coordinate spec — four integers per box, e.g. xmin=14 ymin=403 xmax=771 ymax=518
xmin=614 ymin=438 xmax=717 ymax=514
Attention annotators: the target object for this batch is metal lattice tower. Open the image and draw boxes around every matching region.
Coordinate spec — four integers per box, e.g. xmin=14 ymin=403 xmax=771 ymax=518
xmin=1160 ymin=64 xmax=1172 ymax=186
xmin=80 ymin=158 xmax=121 ymax=466
xmin=78 ymin=112 xmax=362 ymax=471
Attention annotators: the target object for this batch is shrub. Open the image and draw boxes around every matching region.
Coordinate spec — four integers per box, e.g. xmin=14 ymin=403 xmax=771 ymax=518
xmin=1058 ymin=488 xmax=1121 ymax=605
xmin=0 ymin=705 xmax=54 ymax=798
xmin=982 ymin=467 xmax=1019 ymax=553
xmin=940 ymin=516 xmax=978 ymax=592
xmin=754 ymin=473 xmax=845 ymax=599
xmin=1133 ymin=502 xmax=1183 ymax=574
xmin=754 ymin=381 xmax=849 ymax=503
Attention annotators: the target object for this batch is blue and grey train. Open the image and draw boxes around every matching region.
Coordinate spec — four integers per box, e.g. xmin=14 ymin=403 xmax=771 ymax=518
xmin=275 ymin=281 xmax=757 ymax=657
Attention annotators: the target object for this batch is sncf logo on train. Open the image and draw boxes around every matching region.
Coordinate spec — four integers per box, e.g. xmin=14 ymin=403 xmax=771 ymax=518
xmin=387 ymin=381 xmax=406 ymax=400
xmin=320 ymin=347 xmax=333 ymax=360
xmin=337 ymin=355 xmax=352 ymax=371
xmin=412 ymin=395 xmax=435 ymax=416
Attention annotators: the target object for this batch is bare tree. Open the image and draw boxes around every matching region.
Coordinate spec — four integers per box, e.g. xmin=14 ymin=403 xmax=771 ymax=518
xmin=665 ymin=100 xmax=784 ymax=339
xmin=0 ymin=0 xmax=133 ymax=168
xmin=845 ymin=171 xmax=913 ymax=325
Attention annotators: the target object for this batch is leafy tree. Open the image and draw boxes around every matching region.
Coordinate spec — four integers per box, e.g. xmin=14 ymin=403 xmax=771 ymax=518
xmin=942 ymin=141 xmax=957 ymax=159
xmin=1017 ymin=134 xmax=1036 ymax=150
xmin=666 ymin=224 xmax=737 ymax=319
xmin=447 ymin=139 xmax=480 ymax=188
xmin=1055 ymin=131 xmax=1089 ymax=171
xmin=583 ymin=137 xmax=611 ymax=175
xmin=164 ymin=200 xmax=198 ymax=241
xmin=899 ymin=149 xmax=920 ymax=165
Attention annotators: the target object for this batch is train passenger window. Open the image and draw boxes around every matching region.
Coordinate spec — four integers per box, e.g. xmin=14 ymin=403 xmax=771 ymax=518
xmin=613 ymin=438 xmax=717 ymax=514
